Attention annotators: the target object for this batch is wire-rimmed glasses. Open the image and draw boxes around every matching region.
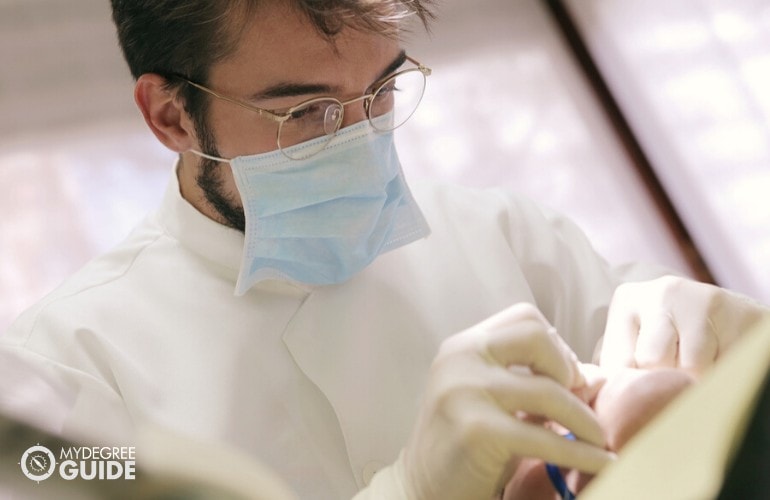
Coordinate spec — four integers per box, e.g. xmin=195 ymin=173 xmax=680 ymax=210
xmin=178 ymin=55 xmax=431 ymax=160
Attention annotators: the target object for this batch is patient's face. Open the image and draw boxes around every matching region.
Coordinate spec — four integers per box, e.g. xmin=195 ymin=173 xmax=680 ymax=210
xmin=503 ymin=367 xmax=694 ymax=500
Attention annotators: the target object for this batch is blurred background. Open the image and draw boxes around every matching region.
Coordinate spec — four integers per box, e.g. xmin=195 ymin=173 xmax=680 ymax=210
xmin=1 ymin=0 xmax=769 ymax=333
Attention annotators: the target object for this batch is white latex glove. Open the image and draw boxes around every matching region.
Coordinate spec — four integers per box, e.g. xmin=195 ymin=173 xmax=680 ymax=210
xmin=600 ymin=275 xmax=769 ymax=374
xmin=355 ymin=303 xmax=614 ymax=500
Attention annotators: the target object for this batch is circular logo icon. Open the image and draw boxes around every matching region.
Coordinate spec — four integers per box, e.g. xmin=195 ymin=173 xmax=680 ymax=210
xmin=20 ymin=445 xmax=56 ymax=482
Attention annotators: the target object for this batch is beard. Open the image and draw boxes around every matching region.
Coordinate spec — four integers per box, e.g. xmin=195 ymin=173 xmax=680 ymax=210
xmin=196 ymin=157 xmax=246 ymax=232
xmin=194 ymin=121 xmax=246 ymax=232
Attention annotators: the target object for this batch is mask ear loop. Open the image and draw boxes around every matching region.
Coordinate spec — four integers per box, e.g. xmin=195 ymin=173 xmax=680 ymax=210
xmin=188 ymin=149 xmax=231 ymax=163
xmin=544 ymin=432 xmax=578 ymax=499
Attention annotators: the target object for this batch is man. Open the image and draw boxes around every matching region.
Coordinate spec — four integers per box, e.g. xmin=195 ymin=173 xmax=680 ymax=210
xmin=1 ymin=1 xmax=767 ymax=499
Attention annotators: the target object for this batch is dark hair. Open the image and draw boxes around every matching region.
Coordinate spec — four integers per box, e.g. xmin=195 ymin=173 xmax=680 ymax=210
xmin=110 ymin=0 xmax=436 ymax=138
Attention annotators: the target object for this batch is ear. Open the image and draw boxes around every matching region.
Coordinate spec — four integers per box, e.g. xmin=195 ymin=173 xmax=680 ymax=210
xmin=134 ymin=74 xmax=197 ymax=153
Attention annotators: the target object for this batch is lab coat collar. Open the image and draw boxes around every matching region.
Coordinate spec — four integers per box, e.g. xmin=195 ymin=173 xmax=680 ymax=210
xmin=157 ymin=163 xmax=244 ymax=277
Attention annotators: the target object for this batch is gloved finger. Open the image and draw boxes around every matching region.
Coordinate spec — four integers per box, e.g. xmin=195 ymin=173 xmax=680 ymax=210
xmin=480 ymin=304 xmax=579 ymax=388
xmin=599 ymin=288 xmax=640 ymax=371
xmin=675 ymin=318 xmax=719 ymax=373
xmin=484 ymin=411 xmax=615 ymax=474
xmin=573 ymin=363 xmax=606 ymax=404
xmin=634 ymin=312 xmax=678 ymax=369
xmin=485 ymin=369 xmax=606 ymax=448
xmin=547 ymin=326 xmax=586 ymax=389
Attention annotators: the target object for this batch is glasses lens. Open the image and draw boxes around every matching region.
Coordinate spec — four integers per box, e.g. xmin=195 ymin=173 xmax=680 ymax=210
xmin=369 ymin=69 xmax=427 ymax=131
xmin=278 ymin=98 xmax=342 ymax=159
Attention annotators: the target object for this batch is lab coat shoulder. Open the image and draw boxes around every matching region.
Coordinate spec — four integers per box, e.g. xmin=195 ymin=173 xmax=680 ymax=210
xmin=1 ymin=207 xmax=289 ymax=445
xmin=0 ymin=217 xmax=157 ymax=442
xmin=5 ymin=218 xmax=164 ymax=341
xmin=0 ymin=214 xmax=197 ymax=410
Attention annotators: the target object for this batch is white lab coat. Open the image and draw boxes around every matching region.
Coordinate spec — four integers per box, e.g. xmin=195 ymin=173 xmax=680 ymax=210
xmin=0 ymin=168 xmax=661 ymax=498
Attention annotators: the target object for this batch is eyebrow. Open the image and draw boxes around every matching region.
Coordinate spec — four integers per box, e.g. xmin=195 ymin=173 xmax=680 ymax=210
xmin=376 ymin=50 xmax=408 ymax=86
xmin=249 ymin=49 xmax=408 ymax=102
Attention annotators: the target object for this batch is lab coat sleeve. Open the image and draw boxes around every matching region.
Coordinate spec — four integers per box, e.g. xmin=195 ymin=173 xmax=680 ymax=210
xmin=488 ymin=189 xmax=670 ymax=360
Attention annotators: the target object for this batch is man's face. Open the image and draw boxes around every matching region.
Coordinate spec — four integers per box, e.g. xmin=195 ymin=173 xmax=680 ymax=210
xmin=181 ymin=2 xmax=402 ymax=230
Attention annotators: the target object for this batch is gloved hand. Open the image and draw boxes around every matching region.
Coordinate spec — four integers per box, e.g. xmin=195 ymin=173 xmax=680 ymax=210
xmin=354 ymin=303 xmax=614 ymax=500
xmin=600 ymin=275 xmax=769 ymax=374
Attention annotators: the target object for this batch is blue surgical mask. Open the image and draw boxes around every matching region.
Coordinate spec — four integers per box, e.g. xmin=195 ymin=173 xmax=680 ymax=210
xmin=192 ymin=119 xmax=430 ymax=295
